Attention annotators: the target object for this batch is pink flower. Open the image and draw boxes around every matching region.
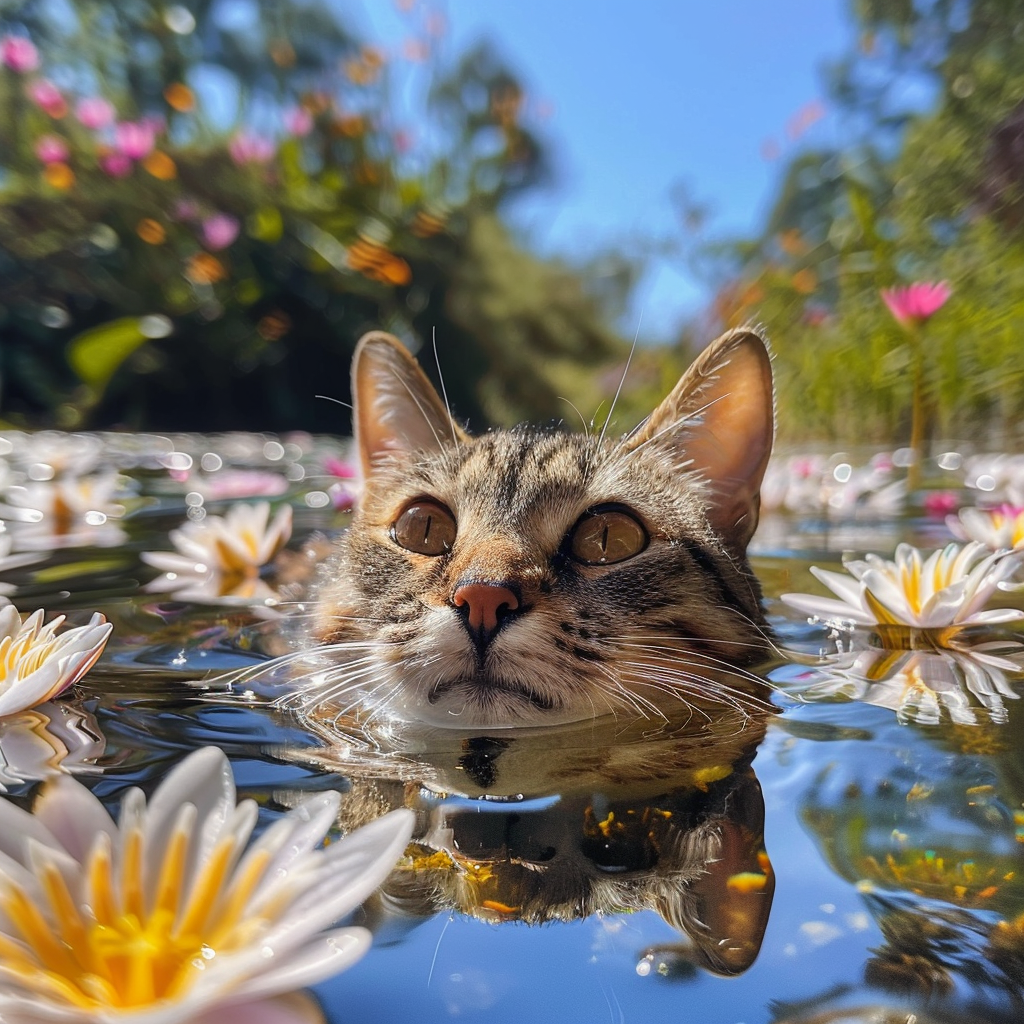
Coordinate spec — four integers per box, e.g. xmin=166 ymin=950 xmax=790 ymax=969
xmin=923 ymin=490 xmax=959 ymax=517
xmin=99 ymin=152 xmax=133 ymax=177
xmin=325 ymin=456 xmax=358 ymax=479
xmin=26 ymin=78 xmax=65 ymax=116
xmin=228 ymin=131 xmax=274 ymax=164
xmin=114 ymin=120 xmax=156 ymax=159
xmin=202 ymin=213 xmax=240 ymax=250
xmin=881 ymin=281 xmax=952 ymax=328
xmin=75 ymin=96 xmax=115 ymax=129
xmin=1 ymin=34 xmax=39 ymax=73
xmin=284 ymin=107 xmax=313 ymax=136
xmin=34 ymin=134 xmax=68 ymax=164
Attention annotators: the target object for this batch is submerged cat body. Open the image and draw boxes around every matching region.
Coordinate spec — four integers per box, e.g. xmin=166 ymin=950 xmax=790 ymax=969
xmin=308 ymin=327 xmax=775 ymax=729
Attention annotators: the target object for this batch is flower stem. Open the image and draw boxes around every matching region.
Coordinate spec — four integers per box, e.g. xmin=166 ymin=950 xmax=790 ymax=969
xmin=908 ymin=329 xmax=925 ymax=492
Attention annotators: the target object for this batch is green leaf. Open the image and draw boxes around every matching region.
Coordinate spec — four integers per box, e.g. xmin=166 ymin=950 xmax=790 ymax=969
xmin=66 ymin=318 xmax=150 ymax=391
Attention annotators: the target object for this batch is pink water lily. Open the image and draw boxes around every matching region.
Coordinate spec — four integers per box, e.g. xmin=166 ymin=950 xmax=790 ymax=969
xmin=26 ymin=77 xmax=65 ymax=116
xmin=881 ymin=281 xmax=951 ymax=329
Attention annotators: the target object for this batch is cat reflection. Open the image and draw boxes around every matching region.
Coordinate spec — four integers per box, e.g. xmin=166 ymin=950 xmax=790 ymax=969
xmin=298 ymin=705 xmax=774 ymax=978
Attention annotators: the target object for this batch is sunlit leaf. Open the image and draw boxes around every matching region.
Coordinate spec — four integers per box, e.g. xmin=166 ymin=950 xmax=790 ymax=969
xmin=67 ymin=318 xmax=151 ymax=390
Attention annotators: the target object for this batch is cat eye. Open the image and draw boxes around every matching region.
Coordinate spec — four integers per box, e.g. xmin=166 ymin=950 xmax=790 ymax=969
xmin=391 ymin=500 xmax=457 ymax=556
xmin=568 ymin=505 xmax=648 ymax=566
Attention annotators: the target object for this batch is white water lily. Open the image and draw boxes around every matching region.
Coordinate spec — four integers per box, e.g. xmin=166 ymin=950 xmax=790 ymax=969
xmin=0 ymin=604 xmax=112 ymax=717
xmin=0 ymin=746 xmax=414 ymax=1023
xmin=142 ymin=502 xmax=292 ymax=605
xmin=781 ymin=542 xmax=1024 ymax=630
xmin=0 ymin=474 xmax=128 ymax=551
xmin=798 ymin=645 xmax=1024 ymax=726
xmin=948 ymin=505 xmax=1024 ymax=551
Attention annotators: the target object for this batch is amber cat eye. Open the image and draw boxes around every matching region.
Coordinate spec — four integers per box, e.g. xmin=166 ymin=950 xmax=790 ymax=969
xmin=568 ymin=505 xmax=648 ymax=565
xmin=391 ymin=500 xmax=457 ymax=555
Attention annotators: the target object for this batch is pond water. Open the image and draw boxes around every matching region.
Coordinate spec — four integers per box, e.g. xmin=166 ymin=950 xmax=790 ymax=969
xmin=2 ymin=432 xmax=1024 ymax=1024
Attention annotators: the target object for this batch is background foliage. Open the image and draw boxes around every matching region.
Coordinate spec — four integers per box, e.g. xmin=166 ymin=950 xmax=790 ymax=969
xmin=2 ymin=0 xmax=1024 ymax=448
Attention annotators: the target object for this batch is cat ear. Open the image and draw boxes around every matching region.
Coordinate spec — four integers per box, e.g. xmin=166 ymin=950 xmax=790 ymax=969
xmin=623 ymin=327 xmax=774 ymax=552
xmin=352 ymin=331 xmax=469 ymax=478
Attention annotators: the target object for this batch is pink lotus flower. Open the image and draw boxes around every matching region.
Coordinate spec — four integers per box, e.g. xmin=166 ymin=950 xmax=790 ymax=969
xmin=1 ymin=34 xmax=39 ymax=73
xmin=229 ymin=131 xmax=274 ymax=164
xmin=113 ymin=119 xmax=156 ymax=159
xmin=924 ymin=490 xmax=960 ymax=517
xmin=881 ymin=281 xmax=951 ymax=328
xmin=202 ymin=213 xmax=240 ymax=250
xmin=34 ymin=134 xmax=68 ymax=164
xmin=99 ymin=151 xmax=133 ymax=177
xmin=284 ymin=107 xmax=313 ymax=136
xmin=74 ymin=95 xmax=114 ymax=129
xmin=26 ymin=78 xmax=65 ymax=116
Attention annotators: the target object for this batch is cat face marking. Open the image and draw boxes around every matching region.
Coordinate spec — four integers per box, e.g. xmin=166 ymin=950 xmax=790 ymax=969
xmin=312 ymin=327 xmax=775 ymax=728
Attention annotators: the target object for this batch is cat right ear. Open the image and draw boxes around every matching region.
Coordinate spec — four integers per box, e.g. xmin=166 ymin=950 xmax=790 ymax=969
xmin=352 ymin=332 xmax=468 ymax=478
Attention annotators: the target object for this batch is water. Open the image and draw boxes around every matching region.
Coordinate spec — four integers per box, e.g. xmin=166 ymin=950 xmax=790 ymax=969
xmin=2 ymin=432 xmax=1024 ymax=1023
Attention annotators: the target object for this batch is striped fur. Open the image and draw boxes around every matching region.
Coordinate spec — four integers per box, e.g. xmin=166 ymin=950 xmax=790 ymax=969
xmin=307 ymin=328 xmax=775 ymax=728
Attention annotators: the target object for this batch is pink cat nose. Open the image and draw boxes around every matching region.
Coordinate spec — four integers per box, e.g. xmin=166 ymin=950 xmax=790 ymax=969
xmin=451 ymin=582 xmax=520 ymax=651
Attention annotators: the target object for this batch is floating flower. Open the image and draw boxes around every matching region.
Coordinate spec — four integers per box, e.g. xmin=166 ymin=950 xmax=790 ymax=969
xmin=197 ymin=470 xmax=290 ymax=501
xmin=781 ymin=542 xmax=1024 ymax=631
xmin=881 ymin=281 xmax=951 ymax=329
xmin=34 ymin=133 xmax=68 ymax=164
xmin=0 ymin=474 xmax=128 ymax=550
xmin=228 ymin=132 xmax=274 ymax=165
xmin=142 ymin=501 xmax=292 ymax=604
xmin=0 ymin=604 xmax=111 ymax=717
xmin=114 ymin=120 xmax=156 ymax=159
xmin=202 ymin=213 xmax=241 ymax=251
xmin=26 ymin=77 xmax=66 ymax=117
xmin=948 ymin=505 xmax=1024 ymax=552
xmin=797 ymin=644 xmax=1024 ymax=726
xmin=1 ymin=34 xmax=39 ymax=73
xmin=75 ymin=96 xmax=115 ymax=129
xmin=0 ymin=745 xmax=414 ymax=1023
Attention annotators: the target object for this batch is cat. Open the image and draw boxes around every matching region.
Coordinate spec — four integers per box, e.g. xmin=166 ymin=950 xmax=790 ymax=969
xmin=305 ymin=326 xmax=775 ymax=730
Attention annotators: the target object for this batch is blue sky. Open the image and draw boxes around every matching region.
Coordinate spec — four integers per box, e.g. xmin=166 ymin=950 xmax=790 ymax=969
xmin=340 ymin=1 xmax=853 ymax=340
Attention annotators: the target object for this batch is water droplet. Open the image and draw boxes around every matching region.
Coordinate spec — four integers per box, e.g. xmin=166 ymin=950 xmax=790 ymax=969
xmin=84 ymin=511 xmax=108 ymax=526
xmin=28 ymin=463 xmax=55 ymax=481
xmin=977 ymin=474 xmax=996 ymax=492
xmin=937 ymin=451 xmax=962 ymax=471
xmin=187 ymin=506 xmax=207 ymax=522
xmin=260 ymin=945 xmax=275 ymax=959
xmin=263 ymin=441 xmax=285 ymax=461
xmin=636 ymin=958 xmax=652 ymax=977
xmin=185 ymin=491 xmax=204 ymax=507
xmin=200 ymin=453 xmax=223 ymax=472
xmin=286 ymin=463 xmax=305 ymax=482
xmin=832 ymin=463 xmax=852 ymax=483
xmin=200 ymin=944 xmax=216 ymax=960
xmin=305 ymin=490 xmax=330 ymax=508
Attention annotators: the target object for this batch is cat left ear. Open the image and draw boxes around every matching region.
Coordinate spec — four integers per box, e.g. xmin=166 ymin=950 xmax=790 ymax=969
xmin=352 ymin=331 xmax=469 ymax=479
xmin=623 ymin=327 xmax=774 ymax=553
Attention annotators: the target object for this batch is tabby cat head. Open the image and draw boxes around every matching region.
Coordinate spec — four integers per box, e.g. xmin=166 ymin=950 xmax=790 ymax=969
xmin=311 ymin=328 xmax=774 ymax=728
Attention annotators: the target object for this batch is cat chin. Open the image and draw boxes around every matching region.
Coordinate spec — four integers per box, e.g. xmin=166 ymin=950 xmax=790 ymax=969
xmin=384 ymin=680 xmax=592 ymax=730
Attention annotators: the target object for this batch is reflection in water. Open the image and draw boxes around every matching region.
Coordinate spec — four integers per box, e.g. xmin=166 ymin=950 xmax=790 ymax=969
xmin=0 ymin=699 xmax=104 ymax=790
xmin=295 ymin=700 xmax=775 ymax=978
xmin=791 ymin=630 xmax=1024 ymax=725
